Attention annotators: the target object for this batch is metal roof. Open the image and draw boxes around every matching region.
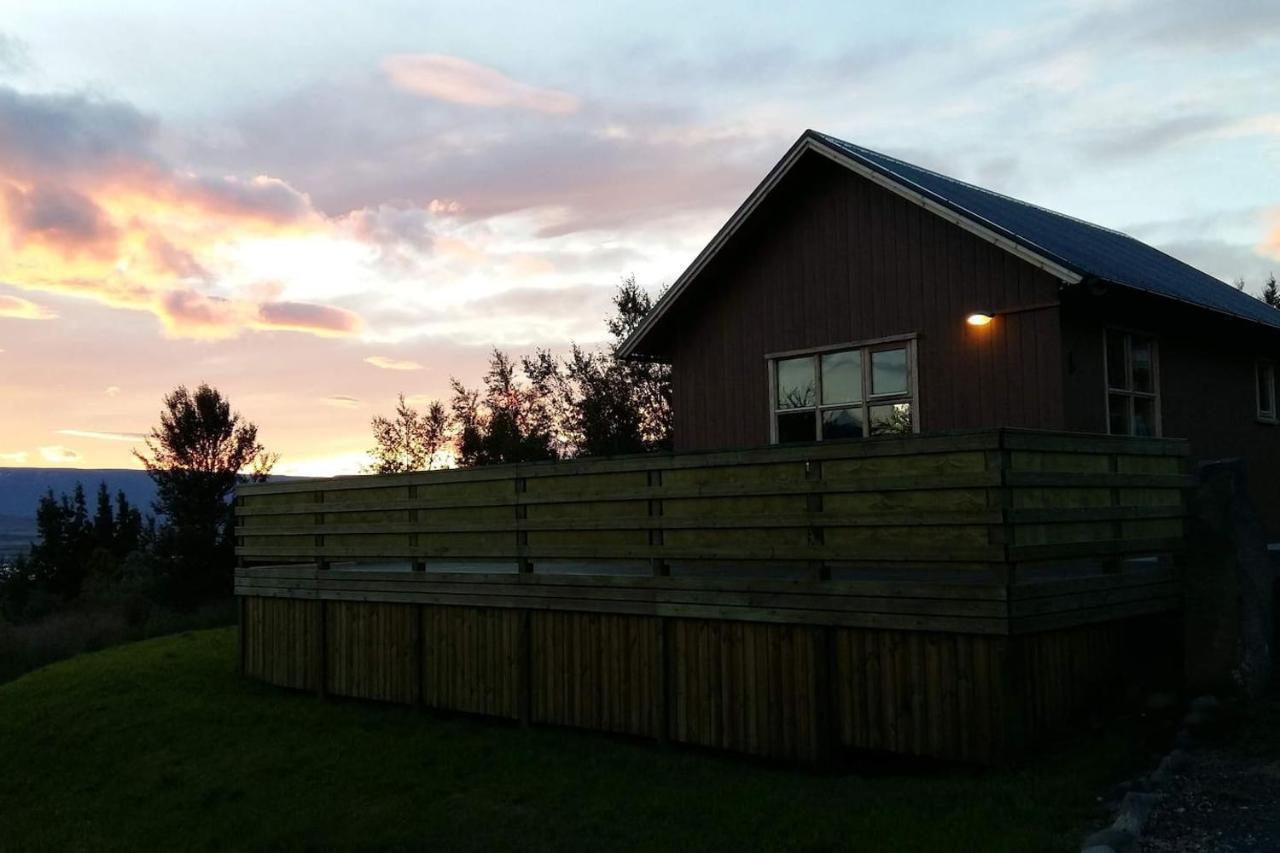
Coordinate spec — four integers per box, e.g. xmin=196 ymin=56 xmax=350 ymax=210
xmin=620 ymin=130 xmax=1280 ymax=359
xmin=814 ymin=131 xmax=1280 ymax=331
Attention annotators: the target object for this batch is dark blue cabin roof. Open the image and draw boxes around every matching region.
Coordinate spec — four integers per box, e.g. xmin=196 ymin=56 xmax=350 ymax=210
xmin=814 ymin=131 xmax=1280 ymax=331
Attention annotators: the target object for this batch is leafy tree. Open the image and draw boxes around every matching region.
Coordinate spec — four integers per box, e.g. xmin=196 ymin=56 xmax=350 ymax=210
xmin=135 ymin=384 xmax=276 ymax=604
xmin=522 ymin=277 xmax=672 ymax=456
xmin=451 ymin=350 xmax=559 ymax=466
xmin=368 ymin=395 xmax=451 ymax=473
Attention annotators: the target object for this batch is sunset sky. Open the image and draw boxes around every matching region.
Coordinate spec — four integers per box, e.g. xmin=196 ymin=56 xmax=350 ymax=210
xmin=1 ymin=0 xmax=1277 ymax=476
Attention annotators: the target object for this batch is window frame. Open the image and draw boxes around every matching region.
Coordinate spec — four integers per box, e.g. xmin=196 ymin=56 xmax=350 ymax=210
xmin=1103 ymin=328 xmax=1162 ymax=437
xmin=766 ymin=334 xmax=919 ymax=444
xmin=1258 ymin=360 xmax=1278 ymax=424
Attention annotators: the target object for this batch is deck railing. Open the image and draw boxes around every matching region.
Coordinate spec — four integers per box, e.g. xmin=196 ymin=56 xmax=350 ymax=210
xmin=236 ymin=428 xmax=1187 ymax=582
xmin=234 ymin=428 xmax=1189 ymax=763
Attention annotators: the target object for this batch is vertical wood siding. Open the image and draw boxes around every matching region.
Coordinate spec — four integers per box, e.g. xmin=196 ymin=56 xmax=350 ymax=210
xmin=663 ymin=152 xmax=1066 ymax=451
xmin=241 ymin=599 xmax=1144 ymax=765
xmin=1061 ymin=288 xmax=1280 ymax=535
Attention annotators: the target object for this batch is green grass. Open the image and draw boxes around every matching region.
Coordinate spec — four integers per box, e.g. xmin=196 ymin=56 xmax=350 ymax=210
xmin=0 ymin=628 xmax=1154 ymax=853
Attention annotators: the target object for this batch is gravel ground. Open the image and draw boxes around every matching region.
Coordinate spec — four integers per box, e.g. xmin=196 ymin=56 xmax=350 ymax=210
xmin=1142 ymin=698 xmax=1280 ymax=852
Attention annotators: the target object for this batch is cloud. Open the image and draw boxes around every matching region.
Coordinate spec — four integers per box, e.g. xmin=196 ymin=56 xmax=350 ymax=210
xmin=39 ymin=445 xmax=81 ymax=463
xmin=1079 ymin=113 xmax=1232 ymax=161
xmin=0 ymin=293 xmax=55 ymax=319
xmin=382 ymin=54 xmax=580 ymax=115
xmin=321 ymin=395 xmax=361 ymax=408
xmin=1263 ymin=210 xmax=1280 ymax=260
xmin=55 ymin=429 xmax=145 ymax=442
xmin=364 ymin=355 xmax=424 ymax=371
xmin=0 ymin=84 xmax=357 ymax=340
xmin=2 ymin=182 xmax=119 ymax=257
xmin=256 ymin=301 xmax=363 ymax=336
xmin=0 ymin=451 xmax=28 ymax=463
xmin=105 ymin=386 xmax=120 ymax=396
xmin=0 ymin=33 xmax=30 ymax=75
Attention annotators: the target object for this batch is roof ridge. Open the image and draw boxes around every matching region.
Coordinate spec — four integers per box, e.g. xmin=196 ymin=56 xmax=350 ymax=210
xmin=815 ymin=131 xmax=1134 ymax=239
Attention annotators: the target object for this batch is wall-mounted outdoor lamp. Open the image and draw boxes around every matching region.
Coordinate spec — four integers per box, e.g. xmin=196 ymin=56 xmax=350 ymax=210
xmin=965 ymin=301 xmax=1059 ymax=328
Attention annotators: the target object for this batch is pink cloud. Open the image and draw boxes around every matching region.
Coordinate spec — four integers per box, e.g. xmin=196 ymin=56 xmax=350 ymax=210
xmin=256 ymin=301 xmax=363 ymax=336
xmin=382 ymin=54 xmax=580 ymax=115
xmin=0 ymin=293 xmax=55 ymax=319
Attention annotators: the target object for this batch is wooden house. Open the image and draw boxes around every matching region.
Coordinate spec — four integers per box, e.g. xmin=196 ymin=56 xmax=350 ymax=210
xmin=620 ymin=131 xmax=1280 ymax=534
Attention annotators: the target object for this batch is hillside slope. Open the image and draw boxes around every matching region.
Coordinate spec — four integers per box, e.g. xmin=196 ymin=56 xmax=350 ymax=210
xmin=0 ymin=628 xmax=1151 ymax=853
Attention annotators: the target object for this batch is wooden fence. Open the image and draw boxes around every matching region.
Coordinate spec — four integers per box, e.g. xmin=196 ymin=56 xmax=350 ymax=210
xmin=235 ymin=429 xmax=1188 ymax=763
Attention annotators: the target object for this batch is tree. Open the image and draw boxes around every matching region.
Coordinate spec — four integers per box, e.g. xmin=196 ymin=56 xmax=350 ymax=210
xmin=368 ymin=395 xmax=451 ymax=473
xmin=135 ymin=384 xmax=276 ymax=604
xmin=1264 ymin=273 xmax=1279 ymax=309
xmin=451 ymin=350 xmax=559 ymax=466
xmin=27 ymin=487 xmax=90 ymax=600
xmin=522 ymin=277 xmax=672 ymax=457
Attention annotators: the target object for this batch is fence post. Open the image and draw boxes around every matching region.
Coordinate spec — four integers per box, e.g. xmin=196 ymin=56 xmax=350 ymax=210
xmin=314 ymin=596 xmax=327 ymax=699
xmin=517 ymin=609 xmax=532 ymax=725
xmin=648 ymin=469 xmax=668 ymax=576
xmin=413 ymin=603 xmax=425 ymax=709
xmin=238 ymin=596 xmax=247 ymax=678
xmin=515 ymin=478 xmax=532 ymax=574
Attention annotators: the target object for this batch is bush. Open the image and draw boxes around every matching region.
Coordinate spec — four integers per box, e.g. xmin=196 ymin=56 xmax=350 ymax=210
xmin=0 ymin=599 xmax=235 ymax=685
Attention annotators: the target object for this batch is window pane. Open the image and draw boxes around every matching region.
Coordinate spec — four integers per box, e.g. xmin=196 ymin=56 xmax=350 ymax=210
xmin=776 ymin=411 xmax=816 ymax=444
xmin=776 ymin=357 xmax=815 ymax=409
xmin=821 ymin=406 xmax=864 ymax=440
xmin=870 ymin=348 xmax=908 ymax=395
xmin=1108 ymin=394 xmax=1130 ymax=435
xmin=1106 ymin=331 xmax=1127 ymax=390
xmin=1133 ymin=396 xmax=1157 ymax=437
xmin=1131 ymin=337 xmax=1154 ymax=393
xmin=869 ymin=403 xmax=912 ymax=436
xmin=821 ymin=350 xmax=862 ymax=404
xmin=1260 ymin=364 xmax=1275 ymax=416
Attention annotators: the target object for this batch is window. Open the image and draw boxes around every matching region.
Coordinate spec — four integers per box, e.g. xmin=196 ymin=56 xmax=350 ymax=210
xmin=771 ymin=339 xmax=915 ymax=443
xmin=1105 ymin=330 xmax=1160 ymax=437
xmin=1259 ymin=361 xmax=1277 ymax=423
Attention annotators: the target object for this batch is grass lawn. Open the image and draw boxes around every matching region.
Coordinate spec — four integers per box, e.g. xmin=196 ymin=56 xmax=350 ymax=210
xmin=0 ymin=627 xmax=1156 ymax=853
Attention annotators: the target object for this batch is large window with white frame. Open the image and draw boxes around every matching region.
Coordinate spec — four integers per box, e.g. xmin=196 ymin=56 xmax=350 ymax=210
xmin=1258 ymin=360 xmax=1277 ymax=423
xmin=1105 ymin=329 xmax=1160 ymax=437
xmin=770 ymin=338 xmax=916 ymax=444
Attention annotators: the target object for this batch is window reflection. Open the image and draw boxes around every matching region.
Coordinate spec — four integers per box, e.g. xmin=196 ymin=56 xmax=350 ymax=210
xmin=871 ymin=348 xmax=908 ymax=396
xmin=775 ymin=356 xmax=816 ymax=409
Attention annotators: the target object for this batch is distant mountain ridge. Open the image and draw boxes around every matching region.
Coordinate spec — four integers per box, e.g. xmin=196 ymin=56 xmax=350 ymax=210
xmin=0 ymin=468 xmax=308 ymax=558
xmin=0 ymin=468 xmax=160 ymax=519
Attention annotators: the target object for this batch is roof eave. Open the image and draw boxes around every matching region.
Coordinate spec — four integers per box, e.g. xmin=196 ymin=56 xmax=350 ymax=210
xmin=619 ymin=130 xmax=1086 ymax=360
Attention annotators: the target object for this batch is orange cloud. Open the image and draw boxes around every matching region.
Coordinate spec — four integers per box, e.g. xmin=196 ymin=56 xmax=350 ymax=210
xmin=382 ymin=54 xmax=580 ymax=115
xmin=0 ymin=86 xmax=361 ymax=341
xmin=0 ymin=293 xmax=55 ymax=319
xmin=364 ymin=355 xmax=424 ymax=371
xmin=0 ymin=451 xmax=29 ymax=463
xmin=1263 ymin=209 xmax=1280 ymax=259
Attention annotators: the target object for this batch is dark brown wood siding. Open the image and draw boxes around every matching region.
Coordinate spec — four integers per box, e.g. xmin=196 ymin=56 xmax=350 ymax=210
xmin=1061 ymin=287 xmax=1280 ymax=535
xmin=663 ymin=152 xmax=1066 ymax=451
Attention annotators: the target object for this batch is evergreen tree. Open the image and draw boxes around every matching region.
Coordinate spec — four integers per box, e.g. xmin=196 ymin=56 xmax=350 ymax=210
xmin=1264 ymin=273 xmax=1278 ymax=308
